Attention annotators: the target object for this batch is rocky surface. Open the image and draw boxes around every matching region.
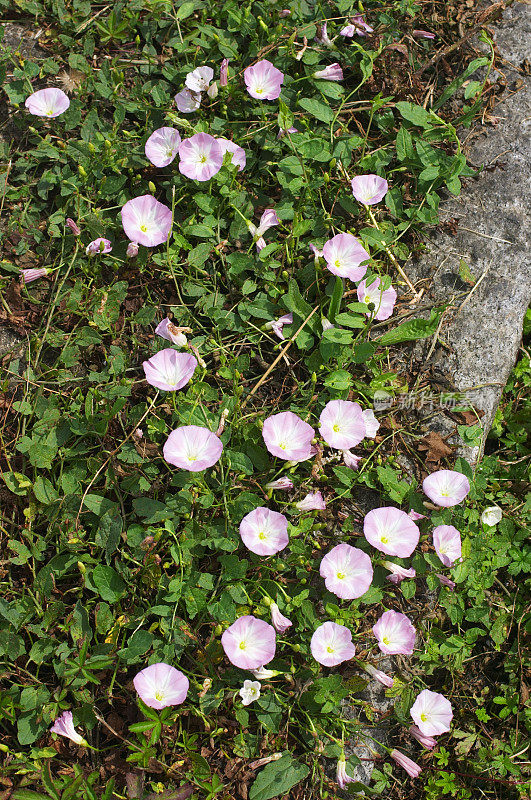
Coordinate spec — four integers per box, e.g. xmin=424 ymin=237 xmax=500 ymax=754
xmin=0 ymin=23 xmax=43 ymax=59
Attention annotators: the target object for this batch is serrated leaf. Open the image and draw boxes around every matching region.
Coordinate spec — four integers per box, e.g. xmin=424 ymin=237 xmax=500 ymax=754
xmin=249 ymin=754 xmax=309 ymax=800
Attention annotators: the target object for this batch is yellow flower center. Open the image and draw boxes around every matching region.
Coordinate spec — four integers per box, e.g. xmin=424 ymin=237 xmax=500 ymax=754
xmin=278 ymin=441 xmax=286 ymax=450
xmin=199 ymin=154 xmax=207 ymax=163
xmin=239 ymin=641 xmax=246 ymax=650
xmin=332 ymin=424 xmax=340 ymax=432
xmin=381 ymin=536 xmax=388 ymax=544
xmin=334 ymin=259 xmax=341 ymax=269
xmin=255 ymin=86 xmax=263 ymax=94
xmin=336 ymin=572 xmax=345 ymax=580
xmin=140 ymin=224 xmax=148 ymax=232
xmin=420 ymin=713 xmax=428 ymax=721
xmin=155 ymin=691 xmax=164 ymax=701
xmin=258 ymin=531 xmax=267 ymax=540
xmin=382 ymin=636 xmax=390 ymax=645
xmin=326 ymin=646 xmax=334 ymax=653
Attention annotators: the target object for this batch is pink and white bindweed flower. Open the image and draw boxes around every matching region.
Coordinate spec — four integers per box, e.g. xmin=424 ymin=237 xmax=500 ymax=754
xmin=133 ymin=662 xmax=189 ymax=709
xmin=315 ymin=23 xmax=334 ymax=47
xmin=142 ymin=349 xmax=197 ymax=392
xmin=121 ymin=195 xmax=172 ymax=247
xmin=244 ymin=59 xmax=284 ymax=100
xmin=217 ymin=138 xmax=246 ymax=171
xmin=383 ymin=561 xmax=416 ymax=584
xmin=336 ymin=756 xmax=356 ymax=790
xmin=163 ymin=425 xmax=223 ymax=472
xmin=126 ymin=242 xmax=139 ymax=258
xmin=320 ymin=543 xmax=373 ymax=600
xmin=341 ymin=15 xmax=373 ymax=36
xmin=21 ymin=267 xmax=49 ymax=284
xmin=239 ymin=680 xmax=261 ymax=706
xmin=351 ymin=174 xmax=388 ymax=205
xmin=322 ymin=233 xmax=369 ymax=281
xmin=409 ymin=510 xmax=426 ymax=521
xmin=145 ymin=127 xmax=182 ymax=167
xmin=391 ymin=750 xmax=422 ymax=778
xmin=363 ymin=507 xmax=420 ymax=557
xmin=296 ymin=491 xmax=326 ymax=511
xmin=437 ymin=573 xmax=456 ymax=590
xmin=265 ymin=312 xmax=293 ymax=340
xmin=313 ymin=63 xmax=344 ymax=81
xmin=342 ymin=450 xmax=362 ymax=470
xmin=220 ymin=58 xmax=229 ymax=87
xmin=364 ymin=663 xmax=394 ymax=688
xmin=357 ymin=278 xmax=397 ymax=321
xmin=66 ymin=218 xmax=81 ymax=236
xmin=481 ymin=506 xmax=502 ymax=526
xmin=265 ymin=477 xmax=294 ymax=491
xmin=262 ymin=411 xmax=315 ymax=462
xmin=239 ymin=507 xmax=289 ymax=556
xmin=277 ymin=125 xmax=298 ymax=139
xmin=433 ymin=525 xmax=462 ymax=568
xmin=423 ymin=469 xmax=470 ymax=507
xmin=207 ymin=82 xmax=218 ymax=99
xmin=310 ymin=243 xmax=324 ymax=263
xmin=413 ymin=29 xmax=436 ymax=39
xmin=50 ymin=711 xmax=87 ymax=745
xmin=319 ymin=400 xmax=366 ymax=450
xmin=410 ymin=689 xmax=453 ymax=737
xmin=179 ymin=133 xmax=223 ymax=181
xmin=155 ymin=318 xmax=188 ymax=348
xmin=409 ymin=725 xmax=437 ymax=750
xmin=362 ymin=409 xmax=380 ymax=438
xmin=174 ymin=87 xmax=201 ymax=113
xmin=221 ymin=615 xmax=276 ymax=670
xmin=185 ymin=65 xmax=214 ymax=93
xmin=248 ymin=209 xmax=279 ymax=252
xmin=251 ymin=666 xmax=279 ymax=679
xmin=321 ymin=317 xmax=334 ymax=333
xmin=270 ymin=602 xmax=292 ymax=633
xmin=311 ymin=621 xmax=356 ymax=667
xmin=86 ymin=238 xmax=112 ymax=255
xmin=373 ymin=610 xmax=416 ymax=655
xmin=25 ymin=87 xmax=70 ymax=117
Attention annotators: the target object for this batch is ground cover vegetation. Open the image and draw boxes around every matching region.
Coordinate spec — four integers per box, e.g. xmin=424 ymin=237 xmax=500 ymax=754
xmin=0 ymin=0 xmax=529 ymax=798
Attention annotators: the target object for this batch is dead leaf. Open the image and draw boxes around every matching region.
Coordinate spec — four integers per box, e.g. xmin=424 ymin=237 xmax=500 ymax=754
xmin=419 ymin=431 xmax=453 ymax=464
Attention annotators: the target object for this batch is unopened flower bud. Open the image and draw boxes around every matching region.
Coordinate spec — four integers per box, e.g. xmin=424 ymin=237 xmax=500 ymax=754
xmin=126 ymin=241 xmax=139 ymax=258
xmin=78 ymin=165 xmax=87 ymax=177
xmin=148 ymin=181 xmax=156 ymax=194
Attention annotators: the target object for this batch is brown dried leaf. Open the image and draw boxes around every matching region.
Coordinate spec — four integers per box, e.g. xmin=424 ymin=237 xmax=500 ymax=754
xmin=419 ymin=431 xmax=453 ymax=464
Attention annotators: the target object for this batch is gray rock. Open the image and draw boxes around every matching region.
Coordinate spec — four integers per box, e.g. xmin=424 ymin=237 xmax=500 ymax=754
xmin=0 ymin=23 xmax=43 ymax=59
xmin=0 ymin=326 xmax=24 ymax=359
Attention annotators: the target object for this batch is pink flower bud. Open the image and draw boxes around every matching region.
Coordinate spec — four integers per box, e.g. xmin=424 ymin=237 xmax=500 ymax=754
xmin=66 ymin=218 xmax=81 ymax=235
xmin=20 ymin=268 xmax=49 ymax=284
xmin=126 ymin=241 xmax=139 ymax=258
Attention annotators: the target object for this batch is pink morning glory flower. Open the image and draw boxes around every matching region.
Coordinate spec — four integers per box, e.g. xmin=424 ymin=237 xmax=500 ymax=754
xmin=413 ymin=29 xmax=436 ymax=39
xmin=179 ymin=133 xmax=223 ymax=181
xmin=364 ymin=663 xmax=394 ymax=688
xmin=174 ymin=87 xmax=201 ymax=113
xmin=391 ymin=750 xmax=422 ymax=778
xmin=185 ymin=65 xmax=214 ymax=93
xmin=363 ymin=507 xmax=420 ymax=557
xmin=265 ymin=312 xmax=293 ymax=340
xmin=133 ymin=662 xmax=189 ymax=709
xmin=220 ymin=58 xmax=229 ymax=87
xmin=126 ymin=242 xmax=139 ymax=258
xmin=342 ymin=450 xmax=362 ymax=469
xmin=315 ymin=23 xmax=333 ymax=47
xmin=86 ymin=238 xmax=112 ymax=255
xmin=422 ymin=469 xmax=470 ymax=507
xmin=239 ymin=507 xmax=289 ymax=556
xmin=142 ymin=349 xmax=197 ymax=392
xmin=121 ymin=195 xmax=172 ymax=247
xmin=313 ymin=63 xmax=343 ymax=81
xmin=270 ymin=602 xmax=292 ymax=633
xmin=311 ymin=621 xmax=356 ymax=667
xmin=25 ymin=87 xmax=70 ymax=117
xmin=409 ymin=725 xmax=437 ymax=750
xmin=382 ymin=560 xmax=416 ymax=584
xmin=351 ymin=174 xmax=388 ymax=205
xmin=357 ymin=277 xmax=397 ymax=321
xmin=221 ymin=615 xmax=276 ymax=670
xmin=319 ymin=400 xmax=366 ymax=450
xmin=217 ymin=138 xmax=246 ymax=171
xmin=320 ymin=543 xmax=373 ymax=599
xmin=410 ymin=689 xmax=453 ymax=737
xmin=409 ymin=510 xmax=426 ymax=521
xmin=362 ymin=408 xmax=380 ymax=438
xmin=433 ymin=525 xmax=462 ymax=567
xmin=244 ymin=59 xmax=284 ymax=100
xmin=50 ymin=711 xmax=87 ymax=745
xmin=437 ymin=573 xmax=456 ymax=590
xmin=372 ymin=609 xmax=416 ymax=655
xmin=239 ymin=679 xmax=261 ymax=705
xmin=322 ymin=233 xmax=369 ymax=281
xmin=21 ymin=268 xmax=49 ymax=284
xmin=163 ymin=425 xmax=223 ymax=472
xmin=262 ymin=411 xmax=315 ymax=462
xmin=341 ymin=15 xmax=373 ymax=36
xmin=248 ymin=208 xmax=279 ymax=252
xmin=66 ymin=218 xmax=80 ymax=235
xmin=265 ymin=477 xmax=294 ymax=490
xmin=277 ymin=125 xmax=298 ymax=139
xmin=155 ymin=318 xmax=187 ymax=347
xmin=296 ymin=491 xmax=326 ymax=511
xmin=336 ymin=756 xmax=356 ymax=790
xmin=145 ymin=127 xmax=182 ymax=167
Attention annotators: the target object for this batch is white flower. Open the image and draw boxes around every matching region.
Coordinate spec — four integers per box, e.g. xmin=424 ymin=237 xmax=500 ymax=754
xmin=362 ymin=409 xmax=380 ymax=438
xmin=239 ymin=680 xmax=261 ymax=706
xmin=185 ymin=66 xmax=214 ymax=93
xmin=251 ymin=666 xmax=279 ymax=679
xmin=481 ymin=506 xmax=502 ymax=526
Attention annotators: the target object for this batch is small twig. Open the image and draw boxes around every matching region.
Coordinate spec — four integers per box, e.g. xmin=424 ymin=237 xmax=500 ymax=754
xmin=424 ymin=305 xmax=455 ymax=363
xmin=457 ymin=262 xmax=491 ymax=313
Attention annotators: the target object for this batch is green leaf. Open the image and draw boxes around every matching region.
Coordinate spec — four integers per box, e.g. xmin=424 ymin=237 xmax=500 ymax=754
xmin=327 ymin=276 xmax=343 ymax=322
xmin=249 ymin=754 xmax=310 ymax=800
xmin=298 ymin=97 xmax=335 ymax=124
xmin=92 ymin=565 xmax=126 ymax=603
xmin=433 ymin=57 xmax=489 ymax=110
xmin=12 ymin=792 xmax=52 ymax=800
xmin=395 ymin=101 xmax=436 ymax=130
xmin=33 ymin=476 xmax=58 ymax=504
xmin=377 ymin=312 xmax=440 ymax=345
xmin=175 ymin=1 xmax=196 ymax=19
xmin=281 ymin=280 xmax=319 ymax=334
xmin=396 ymin=126 xmax=415 ymax=161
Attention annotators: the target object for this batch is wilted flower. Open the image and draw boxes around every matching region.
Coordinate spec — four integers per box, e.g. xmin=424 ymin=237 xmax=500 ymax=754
xmin=25 ymin=87 xmax=70 ymax=117
xmin=86 ymin=238 xmax=112 ymax=255
xmin=296 ymin=491 xmax=326 ymax=511
xmin=221 ymin=615 xmax=276 ymax=670
xmin=133 ymin=428 xmax=143 ymax=440
xmin=262 ymin=411 xmax=315 ymax=462
xmin=382 ymin=560 xmax=416 ymax=584
xmin=185 ymin=65 xmax=214 ymax=93
xmin=50 ymin=711 xmax=87 ymax=745
xmin=313 ymin=63 xmax=343 ymax=81
xmin=390 ymin=750 xmax=422 ymax=778
xmin=342 ymin=450 xmax=362 ymax=469
xmin=248 ymin=208 xmax=279 ymax=252
xmin=220 ymin=58 xmax=229 ymax=86
xmin=278 ymin=8 xmax=291 ymax=17
xmin=239 ymin=507 xmax=289 ymax=556
xmin=319 ymin=400 xmax=366 ymax=450
xmin=217 ymin=138 xmax=246 ymax=171
xmin=155 ymin=318 xmax=188 ymax=348
xmin=21 ymin=268 xmax=49 ymax=284
xmin=163 ymin=425 xmax=223 ymax=472
xmin=433 ymin=525 xmax=462 ymax=567
xmin=409 ymin=725 xmax=437 ymax=749
xmin=251 ymin=666 xmax=279 ymax=679
xmin=145 ymin=127 xmax=182 ymax=167
xmin=362 ymin=408 xmax=380 ymax=438
xmin=270 ymin=602 xmax=292 ymax=633
xmin=174 ymin=87 xmax=201 ymax=113
xmin=121 ymin=195 xmax=172 ymax=247
xmin=265 ymin=477 xmax=294 ymax=490
xmin=357 ymin=277 xmax=397 ymax=321
xmin=244 ymin=60 xmax=284 ymax=100
xmin=364 ymin=663 xmax=394 ymax=688
xmin=413 ymin=29 xmax=436 ymax=39
xmin=133 ymin=662 xmax=189 ymax=709
xmin=410 ymin=689 xmax=453 ymax=736
xmin=336 ymin=755 xmax=356 ymax=789
xmin=126 ymin=241 xmax=139 ymax=258
xmin=142 ymin=349 xmax=197 ymax=392
xmin=206 ymin=81 xmax=218 ymax=99
xmin=322 ymin=233 xmax=369 ymax=281
xmin=277 ymin=124 xmax=298 ymax=138
xmin=65 ymin=218 xmax=81 ymax=236
xmin=351 ymin=174 xmax=388 ymax=205
xmin=315 ymin=23 xmax=333 ymax=47
xmin=320 ymin=543 xmax=373 ymax=599
xmin=179 ymin=133 xmax=223 ymax=181
xmin=422 ymin=469 xmax=470 ymax=507
xmin=363 ymin=507 xmax=420 ymax=557
xmin=310 ymin=243 xmax=323 ymax=263
xmin=265 ymin=312 xmax=293 ymax=340
xmin=437 ymin=573 xmax=456 ymax=590
xmin=239 ymin=680 xmax=261 ymax=705
xmin=311 ymin=621 xmax=356 ymax=666
xmin=343 ymin=14 xmax=373 ymax=36
xmin=372 ymin=609 xmax=416 ymax=655
xmin=481 ymin=506 xmax=502 ymax=526
xmin=409 ymin=510 xmax=426 ymax=521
